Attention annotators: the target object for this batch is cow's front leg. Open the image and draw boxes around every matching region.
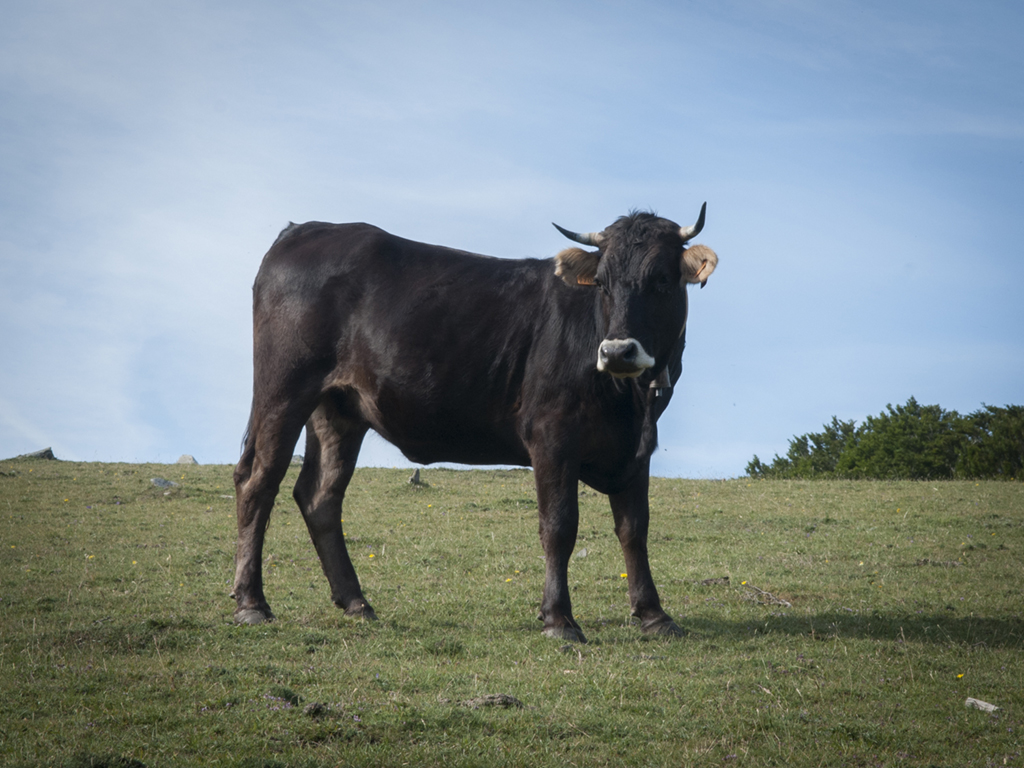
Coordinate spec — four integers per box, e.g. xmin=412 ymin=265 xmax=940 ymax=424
xmin=531 ymin=448 xmax=587 ymax=643
xmin=609 ymin=464 xmax=685 ymax=636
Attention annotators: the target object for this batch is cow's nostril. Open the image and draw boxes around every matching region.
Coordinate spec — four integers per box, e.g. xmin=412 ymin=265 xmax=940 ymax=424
xmin=621 ymin=342 xmax=637 ymax=362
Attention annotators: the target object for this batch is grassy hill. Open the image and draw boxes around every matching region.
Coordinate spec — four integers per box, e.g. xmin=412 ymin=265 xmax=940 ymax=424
xmin=2 ymin=459 xmax=1022 ymax=766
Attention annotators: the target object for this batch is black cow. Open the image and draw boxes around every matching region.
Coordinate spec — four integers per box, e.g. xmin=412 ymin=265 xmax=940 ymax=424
xmin=232 ymin=205 xmax=718 ymax=642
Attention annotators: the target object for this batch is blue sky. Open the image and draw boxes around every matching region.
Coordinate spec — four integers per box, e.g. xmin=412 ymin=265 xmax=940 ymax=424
xmin=1 ymin=0 xmax=1021 ymax=477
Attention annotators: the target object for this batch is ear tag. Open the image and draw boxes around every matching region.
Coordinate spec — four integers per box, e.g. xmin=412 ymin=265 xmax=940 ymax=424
xmin=576 ymin=275 xmax=596 ymax=286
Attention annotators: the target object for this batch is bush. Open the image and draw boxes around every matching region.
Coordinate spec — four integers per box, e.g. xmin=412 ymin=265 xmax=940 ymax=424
xmin=747 ymin=397 xmax=1023 ymax=480
xmin=957 ymin=404 xmax=1024 ymax=480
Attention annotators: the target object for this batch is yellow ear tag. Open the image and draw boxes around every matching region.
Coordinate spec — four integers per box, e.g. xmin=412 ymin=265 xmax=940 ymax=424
xmin=576 ymin=275 xmax=596 ymax=286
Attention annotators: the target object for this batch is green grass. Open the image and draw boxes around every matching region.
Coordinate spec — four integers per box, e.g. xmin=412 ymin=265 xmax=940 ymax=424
xmin=1 ymin=459 xmax=1022 ymax=767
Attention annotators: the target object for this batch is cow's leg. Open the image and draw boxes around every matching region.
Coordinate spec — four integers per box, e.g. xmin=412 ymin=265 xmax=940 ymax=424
xmin=293 ymin=397 xmax=375 ymax=619
xmin=232 ymin=399 xmax=311 ymax=625
xmin=531 ymin=441 xmax=587 ymax=643
xmin=609 ymin=465 xmax=685 ymax=636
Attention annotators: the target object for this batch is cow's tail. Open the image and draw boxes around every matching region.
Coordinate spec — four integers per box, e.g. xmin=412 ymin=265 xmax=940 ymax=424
xmin=236 ymin=402 xmax=257 ymax=482
xmin=239 ymin=424 xmax=251 ymax=458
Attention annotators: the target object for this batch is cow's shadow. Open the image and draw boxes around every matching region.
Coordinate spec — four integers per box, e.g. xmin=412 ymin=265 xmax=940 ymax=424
xmin=569 ymin=612 xmax=1024 ymax=649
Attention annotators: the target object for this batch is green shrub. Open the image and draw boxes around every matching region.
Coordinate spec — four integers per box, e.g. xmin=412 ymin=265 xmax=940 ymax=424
xmin=748 ymin=397 xmax=1023 ymax=480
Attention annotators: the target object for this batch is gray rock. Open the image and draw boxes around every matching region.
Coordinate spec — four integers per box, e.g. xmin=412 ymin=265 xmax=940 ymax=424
xmin=176 ymin=454 xmax=199 ymax=465
xmin=14 ymin=447 xmax=56 ymax=460
xmin=458 ymin=693 xmax=525 ymax=710
xmin=303 ymin=702 xmax=329 ymax=718
xmin=701 ymin=576 xmax=730 ymax=586
xmin=965 ymin=697 xmax=1000 ymax=713
xmin=150 ymin=477 xmax=179 ymax=488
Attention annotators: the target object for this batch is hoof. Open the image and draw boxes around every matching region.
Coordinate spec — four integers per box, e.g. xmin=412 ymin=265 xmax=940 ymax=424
xmin=542 ymin=625 xmax=588 ymax=644
xmin=641 ymin=617 xmax=687 ymax=637
xmin=344 ymin=603 xmax=378 ymax=621
xmin=235 ymin=608 xmax=273 ymax=625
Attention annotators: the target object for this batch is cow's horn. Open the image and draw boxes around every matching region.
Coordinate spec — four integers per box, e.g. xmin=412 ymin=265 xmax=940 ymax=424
xmin=553 ymin=223 xmax=605 ymax=247
xmin=679 ymin=202 xmax=707 ymax=243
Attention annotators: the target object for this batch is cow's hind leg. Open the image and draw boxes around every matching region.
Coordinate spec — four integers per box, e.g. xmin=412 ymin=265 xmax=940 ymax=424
xmin=232 ymin=398 xmax=312 ymax=624
xmin=293 ymin=395 xmax=375 ymax=619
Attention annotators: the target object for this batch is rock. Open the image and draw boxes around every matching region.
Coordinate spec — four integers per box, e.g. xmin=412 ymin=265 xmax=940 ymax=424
xmin=291 ymin=455 xmax=304 ymax=465
xmin=176 ymin=454 xmax=198 ymax=465
xmin=575 ymin=547 xmax=588 ymax=559
xmin=15 ymin=447 xmax=56 ymax=460
xmin=965 ymin=697 xmax=1000 ymax=713
xmin=150 ymin=477 xmax=179 ymax=489
xmin=266 ymin=685 xmax=300 ymax=706
xmin=458 ymin=693 xmax=525 ymax=710
xmin=701 ymin=576 xmax=730 ymax=586
xmin=303 ymin=702 xmax=329 ymax=718
xmin=409 ymin=468 xmax=426 ymax=485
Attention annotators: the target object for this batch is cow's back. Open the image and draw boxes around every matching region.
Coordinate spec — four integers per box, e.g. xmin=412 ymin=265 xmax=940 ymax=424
xmin=252 ymin=222 xmax=597 ymax=466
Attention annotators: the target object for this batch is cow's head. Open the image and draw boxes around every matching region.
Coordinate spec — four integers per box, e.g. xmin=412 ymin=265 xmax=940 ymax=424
xmin=553 ymin=204 xmax=717 ymax=379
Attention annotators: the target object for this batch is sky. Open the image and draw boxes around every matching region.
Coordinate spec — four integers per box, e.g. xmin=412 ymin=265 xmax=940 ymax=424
xmin=1 ymin=0 xmax=1021 ymax=478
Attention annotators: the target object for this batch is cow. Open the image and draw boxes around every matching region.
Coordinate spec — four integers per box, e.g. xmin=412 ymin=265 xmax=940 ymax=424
xmin=231 ymin=205 xmax=718 ymax=643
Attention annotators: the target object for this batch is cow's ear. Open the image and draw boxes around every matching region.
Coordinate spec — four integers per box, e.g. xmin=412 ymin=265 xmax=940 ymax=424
xmin=555 ymin=248 xmax=602 ymax=287
xmin=680 ymin=244 xmax=718 ymax=288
